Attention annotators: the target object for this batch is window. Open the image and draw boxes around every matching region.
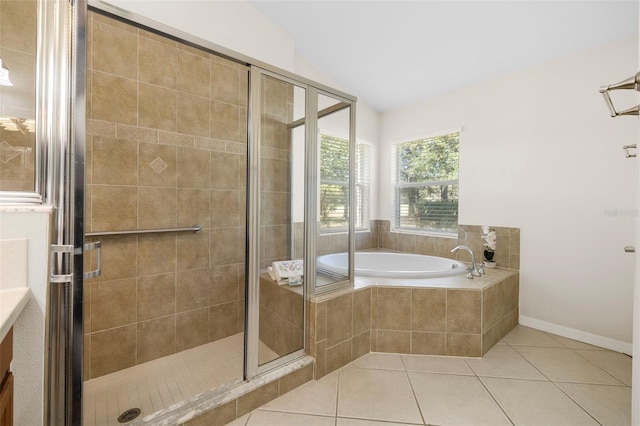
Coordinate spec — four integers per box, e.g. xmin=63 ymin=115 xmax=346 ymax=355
xmin=393 ymin=131 xmax=459 ymax=234
xmin=319 ymin=134 xmax=370 ymax=231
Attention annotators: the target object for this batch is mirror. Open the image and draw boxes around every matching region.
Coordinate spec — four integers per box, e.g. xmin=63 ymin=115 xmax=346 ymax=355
xmin=0 ymin=0 xmax=38 ymax=197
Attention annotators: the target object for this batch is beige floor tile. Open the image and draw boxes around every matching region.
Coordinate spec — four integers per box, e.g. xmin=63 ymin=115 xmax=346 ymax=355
xmin=503 ymin=325 xmax=566 ymax=347
xmin=575 ymin=349 xmax=632 ymax=386
xmin=465 ymin=345 xmax=547 ymax=380
xmin=350 ymin=352 xmax=405 ymax=370
xmin=261 ymin=371 xmax=338 ymax=416
xmin=481 ymin=377 xmax=599 ymax=426
xmin=336 ymin=418 xmax=420 ymax=426
xmin=226 ymin=413 xmax=250 ymax=426
xmin=557 ymin=382 xmax=631 ymax=426
xmin=401 ymin=354 xmax=474 ymax=375
xmin=337 ymin=368 xmax=422 ymax=424
xmin=247 ymin=410 xmax=335 ymax=426
xmin=514 ymin=347 xmax=624 ymax=385
xmin=549 ymin=335 xmax=607 ymax=350
xmin=408 ymin=372 xmax=511 ymax=426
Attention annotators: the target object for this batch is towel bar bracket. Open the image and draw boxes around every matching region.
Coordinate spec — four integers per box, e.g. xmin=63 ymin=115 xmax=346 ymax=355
xmin=599 ymin=71 xmax=640 ymax=118
xmin=622 ymin=144 xmax=637 ymax=158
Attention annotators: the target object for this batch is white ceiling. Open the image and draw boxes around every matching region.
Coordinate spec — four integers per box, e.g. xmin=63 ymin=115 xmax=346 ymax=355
xmin=249 ymin=1 xmax=639 ymax=112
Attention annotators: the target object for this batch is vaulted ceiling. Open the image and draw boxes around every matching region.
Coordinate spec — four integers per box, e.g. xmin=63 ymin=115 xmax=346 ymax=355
xmin=249 ymin=1 xmax=639 ymax=112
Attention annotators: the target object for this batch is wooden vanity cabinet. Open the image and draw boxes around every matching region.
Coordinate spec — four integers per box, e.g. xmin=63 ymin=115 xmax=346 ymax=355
xmin=0 ymin=328 xmax=13 ymax=426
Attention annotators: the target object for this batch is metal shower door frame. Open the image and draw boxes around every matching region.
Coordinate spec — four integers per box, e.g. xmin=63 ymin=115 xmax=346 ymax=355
xmin=41 ymin=0 xmax=87 ymax=424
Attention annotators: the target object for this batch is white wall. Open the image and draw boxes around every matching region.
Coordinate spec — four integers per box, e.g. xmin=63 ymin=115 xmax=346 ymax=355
xmin=0 ymin=207 xmax=52 ymax=425
xmin=380 ymin=36 xmax=638 ymax=351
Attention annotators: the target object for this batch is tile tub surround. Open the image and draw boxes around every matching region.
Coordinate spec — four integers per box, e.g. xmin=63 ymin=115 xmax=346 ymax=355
xmin=377 ymin=221 xmax=521 ymax=270
xmin=308 ymin=268 xmax=519 ymax=378
xmin=84 ymin=12 xmax=248 ymax=379
xmin=302 ymin=221 xmax=519 ymax=270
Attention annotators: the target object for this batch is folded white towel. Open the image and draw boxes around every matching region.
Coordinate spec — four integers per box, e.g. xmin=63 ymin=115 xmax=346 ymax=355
xmin=271 ymin=259 xmax=303 ymax=281
xmin=268 ymin=260 xmax=304 ymax=286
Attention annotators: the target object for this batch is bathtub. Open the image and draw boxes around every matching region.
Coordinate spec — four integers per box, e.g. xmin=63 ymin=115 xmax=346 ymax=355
xmin=317 ymin=251 xmax=468 ymax=279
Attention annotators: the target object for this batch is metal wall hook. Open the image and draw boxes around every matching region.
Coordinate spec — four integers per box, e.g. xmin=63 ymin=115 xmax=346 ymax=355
xmin=623 ymin=144 xmax=637 ymax=158
xmin=599 ymin=71 xmax=640 ymax=117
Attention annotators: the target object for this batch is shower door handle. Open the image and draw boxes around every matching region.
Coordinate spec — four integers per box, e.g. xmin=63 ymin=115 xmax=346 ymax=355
xmin=83 ymin=241 xmax=102 ymax=279
xmin=50 ymin=244 xmax=74 ymax=283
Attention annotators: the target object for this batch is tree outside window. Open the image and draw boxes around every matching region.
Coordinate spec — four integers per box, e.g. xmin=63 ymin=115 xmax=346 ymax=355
xmin=395 ymin=131 xmax=459 ymax=234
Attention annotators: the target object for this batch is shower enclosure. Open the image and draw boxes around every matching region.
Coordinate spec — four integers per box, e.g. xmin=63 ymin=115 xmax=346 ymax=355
xmin=20 ymin=0 xmax=357 ymax=424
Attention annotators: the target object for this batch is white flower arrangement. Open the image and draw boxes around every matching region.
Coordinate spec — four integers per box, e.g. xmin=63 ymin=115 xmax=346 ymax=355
xmin=482 ymin=225 xmax=497 ymax=262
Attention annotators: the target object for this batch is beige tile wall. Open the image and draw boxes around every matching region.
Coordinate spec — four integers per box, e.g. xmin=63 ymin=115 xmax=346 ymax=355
xmin=259 ymin=276 xmax=304 ymax=358
xmin=0 ymin=0 xmax=37 ymax=191
xmin=84 ymin=12 xmax=248 ymax=379
xmin=377 ymin=221 xmax=520 ymax=270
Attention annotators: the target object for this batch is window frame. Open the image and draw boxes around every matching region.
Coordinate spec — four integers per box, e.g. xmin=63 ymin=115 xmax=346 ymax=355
xmin=391 ymin=129 xmax=461 ymax=237
xmin=318 ymin=130 xmax=370 ymax=233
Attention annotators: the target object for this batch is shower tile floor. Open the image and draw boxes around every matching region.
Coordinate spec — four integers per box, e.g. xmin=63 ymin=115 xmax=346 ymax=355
xmin=229 ymin=326 xmax=631 ymax=426
xmin=83 ymin=333 xmax=278 ymax=426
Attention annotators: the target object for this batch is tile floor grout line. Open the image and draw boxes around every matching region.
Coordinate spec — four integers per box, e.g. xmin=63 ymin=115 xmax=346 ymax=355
xmin=465 ymin=356 xmax=516 ymax=426
xmin=548 ymin=378 xmax=605 ymax=426
xmin=402 ymin=364 xmax=428 ymax=426
xmin=505 ymin=342 xmax=556 ymax=383
xmin=552 ymin=379 xmax=631 ymax=388
xmin=336 ymin=414 xmax=425 ymax=425
xmin=569 ymin=346 xmax=629 ymax=386
xmin=515 ymin=343 xmax=627 ymax=387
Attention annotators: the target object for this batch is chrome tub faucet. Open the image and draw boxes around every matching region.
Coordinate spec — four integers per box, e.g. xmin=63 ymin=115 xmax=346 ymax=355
xmin=451 ymin=245 xmax=482 ymax=279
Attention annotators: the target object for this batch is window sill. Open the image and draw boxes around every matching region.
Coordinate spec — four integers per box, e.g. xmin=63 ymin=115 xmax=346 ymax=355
xmin=390 ymin=227 xmax=458 ymax=239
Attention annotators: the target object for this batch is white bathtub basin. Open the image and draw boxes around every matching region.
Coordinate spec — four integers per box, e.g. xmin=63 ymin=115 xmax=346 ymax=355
xmin=317 ymin=251 xmax=468 ymax=279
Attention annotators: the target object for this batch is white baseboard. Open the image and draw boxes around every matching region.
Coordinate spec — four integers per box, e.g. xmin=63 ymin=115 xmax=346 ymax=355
xmin=519 ymin=315 xmax=633 ymax=356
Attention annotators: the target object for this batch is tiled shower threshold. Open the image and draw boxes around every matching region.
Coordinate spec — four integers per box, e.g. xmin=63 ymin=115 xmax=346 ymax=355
xmin=83 ymin=333 xmax=279 ymax=426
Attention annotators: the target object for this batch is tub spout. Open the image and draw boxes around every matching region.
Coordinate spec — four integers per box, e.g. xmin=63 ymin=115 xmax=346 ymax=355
xmin=451 ymin=245 xmax=481 ymax=279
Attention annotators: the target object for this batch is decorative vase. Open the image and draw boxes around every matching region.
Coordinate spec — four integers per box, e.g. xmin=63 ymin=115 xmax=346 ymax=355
xmin=483 ymin=249 xmax=494 ymax=262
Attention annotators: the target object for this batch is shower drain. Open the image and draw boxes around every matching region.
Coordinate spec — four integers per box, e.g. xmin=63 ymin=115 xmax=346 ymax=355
xmin=117 ymin=408 xmax=141 ymax=423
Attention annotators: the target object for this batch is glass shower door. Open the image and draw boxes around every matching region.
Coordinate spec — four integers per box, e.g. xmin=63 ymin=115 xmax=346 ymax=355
xmin=248 ymin=71 xmax=306 ymax=373
xmin=315 ymin=94 xmax=354 ymax=292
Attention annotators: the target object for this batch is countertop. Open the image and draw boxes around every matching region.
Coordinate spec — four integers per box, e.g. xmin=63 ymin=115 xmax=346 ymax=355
xmin=0 ymin=287 xmax=31 ymax=342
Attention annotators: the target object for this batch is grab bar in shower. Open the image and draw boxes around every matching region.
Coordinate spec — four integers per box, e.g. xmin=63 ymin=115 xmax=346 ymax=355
xmin=86 ymin=224 xmax=202 ymax=237
xmin=599 ymin=71 xmax=640 ymax=117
